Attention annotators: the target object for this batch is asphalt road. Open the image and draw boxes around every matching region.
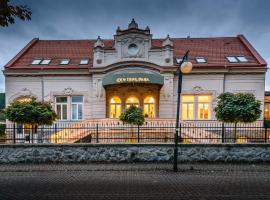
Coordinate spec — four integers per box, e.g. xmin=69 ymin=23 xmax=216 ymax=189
xmin=0 ymin=163 xmax=269 ymax=200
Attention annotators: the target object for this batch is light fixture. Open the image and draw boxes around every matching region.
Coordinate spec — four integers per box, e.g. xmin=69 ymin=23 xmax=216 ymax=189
xmin=180 ymin=61 xmax=193 ymax=74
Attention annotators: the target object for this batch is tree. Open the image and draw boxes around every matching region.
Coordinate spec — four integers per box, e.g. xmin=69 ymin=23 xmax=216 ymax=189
xmin=214 ymin=92 xmax=261 ymax=142
xmin=120 ymin=105 xmax=145 ymax=126
xmin=5 ymin=98 xmax=57 ymax=142
xmin=0 ymin=0 xmax=32 ymax=27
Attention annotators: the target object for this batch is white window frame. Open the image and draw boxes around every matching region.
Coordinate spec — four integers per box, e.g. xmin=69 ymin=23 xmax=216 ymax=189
xmin=71 ymin=96 xmax=83 ymax=121
xmin=55 ymin=96 xmax=68 ymax=121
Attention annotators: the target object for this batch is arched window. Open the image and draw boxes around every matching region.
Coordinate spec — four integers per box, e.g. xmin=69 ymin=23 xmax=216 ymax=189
xmin=126 ymin=96 xmax=139 ymax=108
xmin=143 ymin=96 xmax=155 ymax=118
xmin=110 ymin=96 xmax=121 ymax=118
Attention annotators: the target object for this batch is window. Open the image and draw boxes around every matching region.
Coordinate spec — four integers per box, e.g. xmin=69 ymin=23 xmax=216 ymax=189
xmin=60 ymin=59 xmax=70 ymax=65
xmin=181 ymin=95 xmax=211 ymax=120
xmin=176 ymin=58 xmax=183 ymax=64
xmin=128 ymin=44 xmax=139 ymax=55
xmin=236 ymin=56 xmax=248 ymax=62
xmin=144 ymin=96 xmax=155 ymax=118
xmin=198 ymin=95 xmax=211 ymax=120
xmin=56 ymin=97 xmax=68 ymax=120
xmin=40 ymin=59 xmax=51 ymax=65
xmin=80 ymin=59 xmax=89 ymax=65
xmin=126 ymin=96 xmax=139 ymax=108
xmin=71 ymin=96 xmax=83 ymax=120
xmin=265 ymin=103 xmax=270 ymax=120
xmin=110 ymin=97 xmax=121 ymax=118
xmin=226 ymin=56 xmax=248 ymax=63
xmin=182 ymin=96 xmax=195 ymax=120
xmin=226 ymin=56 xmax=238 ymax=63
xmin=195 ymin=57 xmax=207 ymax=63
xmin=31 ymin=59 xmax=42 ymax=65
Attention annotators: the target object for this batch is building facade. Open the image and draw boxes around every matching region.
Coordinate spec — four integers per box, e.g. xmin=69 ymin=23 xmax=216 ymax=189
xmin=3 ymin=20 xmax=268 ymax=122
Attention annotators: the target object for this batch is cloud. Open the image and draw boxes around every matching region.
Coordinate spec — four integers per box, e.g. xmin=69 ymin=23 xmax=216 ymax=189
xmin=0 ymin=0 xmax=269 ymax=92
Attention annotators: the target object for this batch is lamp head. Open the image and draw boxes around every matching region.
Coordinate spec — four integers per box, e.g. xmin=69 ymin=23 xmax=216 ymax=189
xmin=180 ymin=61 xmax=193 ymax=74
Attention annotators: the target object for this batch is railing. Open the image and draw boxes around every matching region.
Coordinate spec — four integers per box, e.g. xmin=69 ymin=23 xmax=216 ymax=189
xmin=2 ymin=120 xmax=269 ymax=144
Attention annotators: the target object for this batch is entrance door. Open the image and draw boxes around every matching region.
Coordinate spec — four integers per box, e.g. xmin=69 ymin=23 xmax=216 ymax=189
xmin=126 ymin=96 xmax=139 ymax=108
xmin=144 ymin=96 xmax=155 ymax=118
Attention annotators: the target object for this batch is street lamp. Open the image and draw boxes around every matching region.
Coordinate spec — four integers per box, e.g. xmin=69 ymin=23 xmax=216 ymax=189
xmin=174 ymin=50 xmax=192 ymax=172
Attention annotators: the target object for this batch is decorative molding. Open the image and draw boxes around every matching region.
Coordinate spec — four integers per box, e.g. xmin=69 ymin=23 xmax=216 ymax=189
xmin=8 ymin=88 xmax=37 ymax=102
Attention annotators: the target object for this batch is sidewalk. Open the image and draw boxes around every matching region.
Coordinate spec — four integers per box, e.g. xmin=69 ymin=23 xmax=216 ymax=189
xmin=0 ymin=163 xmax=269 ymax=200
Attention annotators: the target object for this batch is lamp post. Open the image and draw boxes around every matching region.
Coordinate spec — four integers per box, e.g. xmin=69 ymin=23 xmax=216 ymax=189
xmin=174 ymin=50 xmax=192 ymax=172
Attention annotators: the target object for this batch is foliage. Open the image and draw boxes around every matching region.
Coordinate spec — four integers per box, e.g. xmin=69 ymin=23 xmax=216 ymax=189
xmin=5 ymin=98 xmax=57 ymax=125
xmin=0 ymin=0 xmax=32 ymax=27
xmin=214 ymin=92 xmax=261 ymax=124
xmin=120 ymin=105 xmax=145 ymax=126
xmin=0 ymin=124 xmax=5 ymax=136
xmin=0 ymin=93 xmax=5 ymax=109
xmin=0 ymin=110 xmax=5 ymax=121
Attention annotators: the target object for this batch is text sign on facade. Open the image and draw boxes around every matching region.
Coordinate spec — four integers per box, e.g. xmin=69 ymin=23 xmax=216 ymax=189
xmin=116 ymin=77 xmax=150 ymax=83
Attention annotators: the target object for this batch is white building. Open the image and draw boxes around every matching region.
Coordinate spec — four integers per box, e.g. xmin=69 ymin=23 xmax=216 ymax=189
xmin=3 ymin=19 xmax=267 ymax=122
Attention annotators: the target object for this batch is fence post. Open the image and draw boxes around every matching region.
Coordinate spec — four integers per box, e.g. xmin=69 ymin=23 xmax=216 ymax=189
xmin=222 ymin=123 xmax=225 ymax=143
xmin=54 ymin=124 xmax=57 ymax=144
xmin=137 ymin=125 xmax=140 ymax=143
xmin=265 ymin=127 xmax=268 ymax=143
xmin=96 ymin=124 xmax=99 ymax=143
xmin=13 ymin=124 xmax=16 ymax=144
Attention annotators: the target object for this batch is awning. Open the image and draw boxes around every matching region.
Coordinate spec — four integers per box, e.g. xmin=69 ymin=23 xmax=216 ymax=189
xmin=102 ymin=72 xmax=164 ymax=86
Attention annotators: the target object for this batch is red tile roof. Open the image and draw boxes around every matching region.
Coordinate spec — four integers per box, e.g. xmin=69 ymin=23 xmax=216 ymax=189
xmin=4 ymin=35 xmax=267 ymax=71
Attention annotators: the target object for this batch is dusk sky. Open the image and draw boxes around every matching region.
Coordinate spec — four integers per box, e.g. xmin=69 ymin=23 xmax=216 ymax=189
xmin=0 ymin=0 xmax=269 ymax=92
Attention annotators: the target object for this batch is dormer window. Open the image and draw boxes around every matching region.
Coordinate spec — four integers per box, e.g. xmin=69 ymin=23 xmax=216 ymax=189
xmin=60 ymin=59 xmax=70 ymax=65
xmin=80 ymin=59 xmax=89 ymax=65
xmin=40 ymin=59 xmax=51 ymax=65
xmin=31 ymin=59 xmax=42 ymax=65
xmin=195 ymin=57 xmax=207 ymax=63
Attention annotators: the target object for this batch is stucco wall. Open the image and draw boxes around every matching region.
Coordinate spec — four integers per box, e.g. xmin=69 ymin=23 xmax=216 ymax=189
xmin=0 ymin=144 xmax=269 ymax=163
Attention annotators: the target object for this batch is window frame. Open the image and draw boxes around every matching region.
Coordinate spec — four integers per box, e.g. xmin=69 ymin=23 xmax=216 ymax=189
xmin=31 ymin=59 xmax=42 ymax=65
xmin=55 ymin=96 xmax=68 ymax=121
xmin=195 ymin=57 xmax=207 ymax=63
xmin=181 ymin=94 xmax=212 ymax=120
xmin=79 ymin=59 xmax=89 ymax=65
xmin=226 ymin=56 xmax=238 ymax=63
xmin=40 ymin=59 xmax=52 ymax=65
xmin=71 ymin=96 xmax=83 ymax=121
xmin=60 ymin=58 xmax=70 ymax=65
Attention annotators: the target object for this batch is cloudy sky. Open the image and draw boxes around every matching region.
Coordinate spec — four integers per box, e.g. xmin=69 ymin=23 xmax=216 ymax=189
xmin=0 ymin=0 xmax=269 ymax=92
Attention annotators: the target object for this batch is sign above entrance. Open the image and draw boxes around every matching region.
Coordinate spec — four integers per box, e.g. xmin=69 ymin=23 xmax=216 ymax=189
xmin=102 ymin=72 xmax=164 ymax=86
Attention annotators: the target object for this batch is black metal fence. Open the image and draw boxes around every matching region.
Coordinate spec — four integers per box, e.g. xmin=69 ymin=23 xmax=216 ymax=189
xmin=1 ymin=121 xmax=270 ymax=144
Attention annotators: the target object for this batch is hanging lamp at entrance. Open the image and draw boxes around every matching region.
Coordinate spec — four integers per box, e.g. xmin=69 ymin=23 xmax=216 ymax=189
xmin=102 ymin=72 xmax=164 ymax=86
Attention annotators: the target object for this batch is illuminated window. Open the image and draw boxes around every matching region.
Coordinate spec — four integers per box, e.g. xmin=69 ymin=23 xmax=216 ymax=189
xmin=182 ymin=96 xmax=195 ymax=120
xmin=110 ymin=97 xmax=121 ymax=118
xmin=198 ymin=95 xmax=211 ymax=120
xmin=265 ymin=103 xmax=270 ymax=120
xmin=144 ymin=96 xmax=155 ymax=118
xmin=71 ymin=96 xmax=83 ymax=120
xmin=181 ymin=95 xmax=211 ymax=120
xmin=56 ymin=97 xmax=68 ymax=120
xmin=126 ymin=96 xmax=139 ymax=108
